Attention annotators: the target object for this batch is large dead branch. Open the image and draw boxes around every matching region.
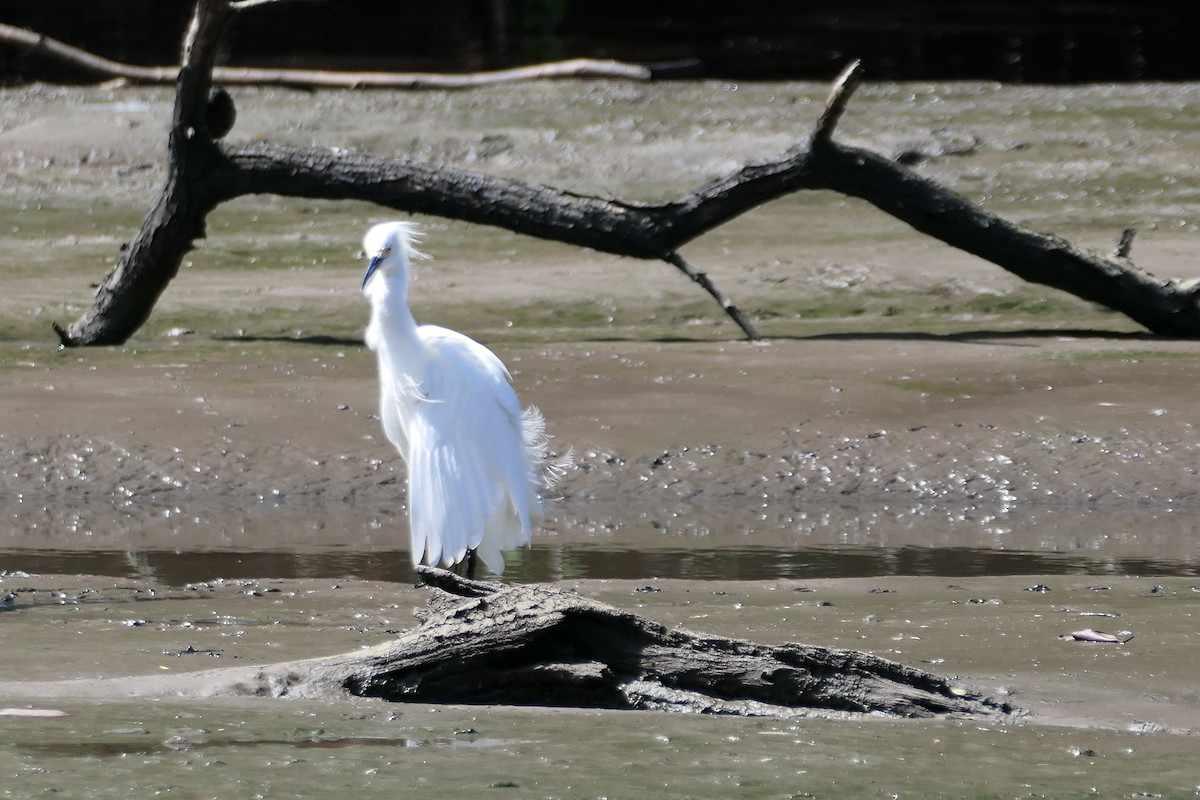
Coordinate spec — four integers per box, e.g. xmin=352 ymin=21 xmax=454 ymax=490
xmin=0 ymin=21 xmax=656 ymax=88
xmin=49 ymin=1 xmax=1200 ymax=346
xmin=0 ymin=568 xmax=1015 ymax=720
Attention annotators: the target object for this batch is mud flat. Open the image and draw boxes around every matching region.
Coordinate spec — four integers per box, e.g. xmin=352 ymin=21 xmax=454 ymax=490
xmin=2 ymin=79 xmax=1200 ymax=796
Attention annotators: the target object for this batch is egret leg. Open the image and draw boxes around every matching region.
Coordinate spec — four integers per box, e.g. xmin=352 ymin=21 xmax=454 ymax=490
xmin=448 ymin=549 xmax=479 ymax=579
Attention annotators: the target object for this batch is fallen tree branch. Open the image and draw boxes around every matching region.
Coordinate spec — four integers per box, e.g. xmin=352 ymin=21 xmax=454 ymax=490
xmin=204 ymin=58 xmax=655 ymax=90
xmin=53 ymin=0 xmax=234 ymax=346
xmin=0 ymin=21 xmax=655 ymax=89
xmin=47 ymin=0 xmax=1200 ymax=346
xmin=0 ymin=568 xmax=1017 ymax=719
xmin=812 ymin=59 xmax=860 ymax=147
xmin=796 ymin=65 xmax=1198 ymax=334
xmin=0 ymin=21 xmax=175 ymax=84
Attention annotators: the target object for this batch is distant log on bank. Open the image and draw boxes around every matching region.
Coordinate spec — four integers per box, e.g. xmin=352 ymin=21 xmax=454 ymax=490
xmin=0 ymin=21 xmax=673 ymax=88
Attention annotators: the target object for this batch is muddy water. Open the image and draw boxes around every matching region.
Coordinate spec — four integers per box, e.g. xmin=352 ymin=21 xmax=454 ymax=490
xmin=4 ymin=79 xmax=1200 ymax=797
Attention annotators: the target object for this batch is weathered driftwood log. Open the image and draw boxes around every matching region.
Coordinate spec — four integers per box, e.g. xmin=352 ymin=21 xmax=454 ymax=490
xmin=319 ymin=566 xmax=1014 ymax=718
xmin=49 ymin=0 xmax=1200 ymax=347
xmin=0 ymin=568 xmax=1014 ymax=719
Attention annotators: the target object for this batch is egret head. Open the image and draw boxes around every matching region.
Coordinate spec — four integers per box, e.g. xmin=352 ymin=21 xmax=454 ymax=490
xmin=361 ymin=221 xmax=422 ymax=290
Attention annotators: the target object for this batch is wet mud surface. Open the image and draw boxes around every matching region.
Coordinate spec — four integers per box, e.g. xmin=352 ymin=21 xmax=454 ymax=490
xmin=2 ymin=571 xmax=1199 ymax=798
xmin=2 ymin=79 xmax=1200 ymax=796
xmin=3 ymin=336 xmax=1199 ymax=583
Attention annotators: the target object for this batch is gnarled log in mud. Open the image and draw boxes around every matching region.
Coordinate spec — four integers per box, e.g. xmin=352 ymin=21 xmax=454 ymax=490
xmin=0 ymin=568 xmax=1015 ymax=719
xmin=330 ymin=567 xmax=1013 ymax=717
xmin=49 ymin=0 xmax=1200 ymax=346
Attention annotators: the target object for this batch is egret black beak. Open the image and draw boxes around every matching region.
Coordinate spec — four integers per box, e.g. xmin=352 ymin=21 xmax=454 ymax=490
xmin=361 ymin=254 xmax=384 ymax=289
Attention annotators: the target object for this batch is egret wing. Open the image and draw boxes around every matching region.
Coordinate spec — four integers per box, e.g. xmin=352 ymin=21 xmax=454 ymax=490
xmin=377 ymin=367 xmax=408 ymax=456
xmin=405 ymin=326 xmax=537 ymax=572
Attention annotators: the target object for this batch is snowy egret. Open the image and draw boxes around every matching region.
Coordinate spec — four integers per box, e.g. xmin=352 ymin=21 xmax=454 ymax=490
xmin=360 ymin=221 xmax=563 ymax=577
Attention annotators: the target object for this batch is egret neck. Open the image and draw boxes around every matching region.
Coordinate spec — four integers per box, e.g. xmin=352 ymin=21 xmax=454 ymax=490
xmin=362 ymin=249 xmax=421 ymax=363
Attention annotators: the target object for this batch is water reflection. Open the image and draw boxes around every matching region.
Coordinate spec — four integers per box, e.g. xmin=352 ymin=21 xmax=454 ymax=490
xmin=3 ymin=544 xmax=1197 ymax=586
xmin=2 ymin=500 xmax=1197 ymax=584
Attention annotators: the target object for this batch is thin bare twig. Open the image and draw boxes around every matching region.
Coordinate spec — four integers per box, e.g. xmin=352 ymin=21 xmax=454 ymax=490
xmin=664 ymin=252 xmax=760 ymax=340
xmin=1114 ymin=227 xmax=1137 ymax=259
xmin=813 ymin=59 xmax=862 ymax=147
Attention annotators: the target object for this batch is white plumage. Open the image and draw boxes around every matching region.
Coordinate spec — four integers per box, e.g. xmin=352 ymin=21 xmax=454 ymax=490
xmin=360 ymin=221 xmax=560 ymax=576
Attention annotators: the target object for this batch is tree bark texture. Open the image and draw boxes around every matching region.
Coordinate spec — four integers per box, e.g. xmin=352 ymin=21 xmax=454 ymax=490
xmin=50 ymin=1 xmax=234 ymax=346
xmin=311 ymin=567 xmax=1013 ymax=718
xmin=49 ymin=2 xmax=1200 ymax=346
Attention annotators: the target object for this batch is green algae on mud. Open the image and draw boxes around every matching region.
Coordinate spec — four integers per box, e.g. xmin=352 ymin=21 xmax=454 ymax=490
xmin=3 ymin=698 xmax=1197 ymax=799
xmin=1035 ymin=348 xmax=1200 ymax=364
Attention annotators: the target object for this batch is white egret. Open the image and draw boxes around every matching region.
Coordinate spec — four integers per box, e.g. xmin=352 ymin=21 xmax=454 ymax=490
xmin=360 ymin=221 xmax=562 ymax=577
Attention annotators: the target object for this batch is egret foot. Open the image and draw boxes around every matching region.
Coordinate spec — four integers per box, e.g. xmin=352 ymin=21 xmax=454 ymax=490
xmin=450 ymin=549 xmax=479 ymax=580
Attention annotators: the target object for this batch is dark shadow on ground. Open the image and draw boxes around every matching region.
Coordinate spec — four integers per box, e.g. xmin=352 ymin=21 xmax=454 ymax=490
xmin=583 ymin=328 xmax=1166 ymax=345
xmin=212 ymin=329 xmax=1178 ymax=348
xmin=793 ymin=328 xmax=1163 ymax=343
xmin=214 ymin=334 xmax=364 ymax=346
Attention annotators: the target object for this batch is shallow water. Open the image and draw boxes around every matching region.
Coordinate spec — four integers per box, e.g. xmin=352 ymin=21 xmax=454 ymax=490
xmin=3 ymin=501 xmax=1198 ymax=583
